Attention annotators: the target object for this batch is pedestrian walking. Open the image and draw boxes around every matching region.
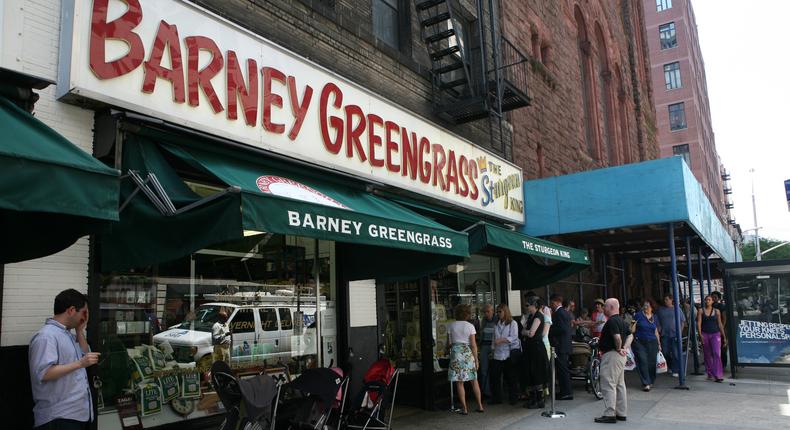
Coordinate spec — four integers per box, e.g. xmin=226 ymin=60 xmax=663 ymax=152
xmin=549 ymin=294 xmax=573 ymax=400
xmin=656 ymin=294 xmax=685 ymax=376
xmin=478 ymin=303 xmax=497 ymax=399
xmin=632 ymin=298 xmax=661 ymax=391
xmin=490 ymin=304 xmax=521 ymax=405
xmin=522 ymin=295 xmax=548 ymax=409
xmin=591 ymin=299 xmax=607 ymax=338
xmin=447 ymin=304 xmax=484 ymax=414
xmin=697 ymin=295 xmax=727 ymax=382
xmin=595 ymin=298 xmax=633 ymax=424
xmin=29 ymin=289 xmax=100 ymax=430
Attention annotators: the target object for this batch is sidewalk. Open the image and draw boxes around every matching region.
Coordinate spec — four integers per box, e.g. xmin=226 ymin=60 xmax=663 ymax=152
xmin=391 ymin=368 xmax=790 ymax=429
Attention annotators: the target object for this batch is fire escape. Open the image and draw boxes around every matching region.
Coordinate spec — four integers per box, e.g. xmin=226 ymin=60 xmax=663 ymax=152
xmin=415 ymin=0 xmax=530 ymax=156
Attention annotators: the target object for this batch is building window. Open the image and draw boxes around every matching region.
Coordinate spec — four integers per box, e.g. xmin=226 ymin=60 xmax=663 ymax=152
xmin=373 ymin=0 xmax=399 ymax=49
xmin=669 ymin=102 xmax=687 ymax=130
xmin=673 ymin=144 xmax=691 ymax=168
xmin=656 ymin=0 xmax=672 ymax=12
xmin=664 ymin=62 xmax=682 ymax=89
xmin=659 ymin=22 xmax=677 ymax=50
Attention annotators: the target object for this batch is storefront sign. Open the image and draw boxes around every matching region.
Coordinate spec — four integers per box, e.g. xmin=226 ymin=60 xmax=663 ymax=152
xmin=58 ymin=0 xmax=524 ymax=223
xmin=736 ymin=320 xmax=790 ymax=365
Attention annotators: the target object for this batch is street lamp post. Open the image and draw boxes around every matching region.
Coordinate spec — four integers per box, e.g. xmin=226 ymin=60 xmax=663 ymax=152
xmin=750 ymin=168 xmax=761 ymax=260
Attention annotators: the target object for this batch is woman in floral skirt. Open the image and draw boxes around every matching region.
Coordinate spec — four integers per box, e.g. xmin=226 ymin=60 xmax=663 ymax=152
xmin=447 ymin=304 xmax=484 ymax=414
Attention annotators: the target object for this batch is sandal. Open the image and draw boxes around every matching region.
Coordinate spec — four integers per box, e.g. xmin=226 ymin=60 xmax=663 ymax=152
xmin=476 ymin=408 xmax=485 ymax=413
xmin=459 ymin=410 xmax=468 ymax=415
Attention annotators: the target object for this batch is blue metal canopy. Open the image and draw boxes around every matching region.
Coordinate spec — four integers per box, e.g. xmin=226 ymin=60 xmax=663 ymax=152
xmin=521 ymin=157 xmax=740 ymax=263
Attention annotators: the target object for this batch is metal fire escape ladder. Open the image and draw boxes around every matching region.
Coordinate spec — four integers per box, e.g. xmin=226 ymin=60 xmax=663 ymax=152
xmin=416 ymin=0 xmax=477 ymax=111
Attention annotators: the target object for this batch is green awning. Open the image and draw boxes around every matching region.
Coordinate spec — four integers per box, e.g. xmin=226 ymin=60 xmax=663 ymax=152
xmin=468 ymin=222 xmax=589 ymax=289
xmin=102 ymin=129 xmax=468 ymax=271
xmin=0 ymin=97 xmax=119 ymax=263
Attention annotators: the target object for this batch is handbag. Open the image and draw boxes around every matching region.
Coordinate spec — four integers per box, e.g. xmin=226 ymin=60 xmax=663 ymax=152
xmin=656 ymin=350 xmax=668 ymax=374
xmin=624 ymin=347 xmax=636 ymax=371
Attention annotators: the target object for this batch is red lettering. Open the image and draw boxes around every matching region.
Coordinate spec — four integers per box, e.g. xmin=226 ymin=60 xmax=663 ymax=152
xmin=469 ymin=162 xmax=479 ymax=200
xmin=186 ymin=36 xmax=224 ymax=113
xmin=262 ymin=67 xmax=286 ymax=133
xmin=418 ymin=137 xmax=431 ymax=184
xmin=432 ymin=144 xmax=447 ymax=191
xmin=458 ymin=156 xmax=469 ymax=197
xmin=401 ymin=130 xmax=418 ymax=180
xmin=367 ymin=114 xmax=384 ymax=167
xmin=89 ymin=0 xmax=144 ymax=79
xmin=225 ymin=51 xmax=258 ymax=126
xmin=345 ymin=105 xmax=367 ymax=162
xmin=385 ymin=121 xmax=400 ymax=173
xmin=445 ymin=150 xmax=459 ymax=194
xmin=141 ymin=21 xmax=184 ymax=102
xmin=319 ymin=83 xmax=343 ymax=154
xmin=288 ymin=76 xmax=312 ymax=140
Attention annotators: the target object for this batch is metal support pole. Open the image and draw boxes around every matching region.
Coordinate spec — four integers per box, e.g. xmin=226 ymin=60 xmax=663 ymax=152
xmin=602 ymin=253 xmax=608 ymax=298
xmin=697 ymin=246 xmax=706 ymax=304
xmin=541 ymin=347 xmax=566 ymax=418
xmin=578 ymin=272 xmax=584 ymax=310
xmin=668 ymin=225 xmax=689 ymax=389
xmin=685 ymin=237 xmax=701 ymax=374
xmin=620 ymin=255 xmax=627 ymax=303
xmin=314 ymin=238 xmax=322 ymax=367
xmin=704 ymin=253 xmax=713 ymax=296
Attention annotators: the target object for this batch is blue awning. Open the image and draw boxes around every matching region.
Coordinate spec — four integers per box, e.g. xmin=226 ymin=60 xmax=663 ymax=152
xmin=521 ymin=157 xmax=740 ymax=263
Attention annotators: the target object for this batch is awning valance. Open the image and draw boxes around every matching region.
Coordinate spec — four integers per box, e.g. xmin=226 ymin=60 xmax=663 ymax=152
xmin=468 ymin=222 xmax=589 ymax=289
xmin=0 ymin=97 xmax=119 ymax=263
xmin=101 ymin=129 xmax=468 ymax=271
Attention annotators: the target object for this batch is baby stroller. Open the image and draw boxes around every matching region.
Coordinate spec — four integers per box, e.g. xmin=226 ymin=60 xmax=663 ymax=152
xmin=211 ymin=360 xmax=281 ymax=430
xmin=282 ymin=367 xmax=349 ymax=430
xmin=341 ymin=359 xmax=400 ymax=430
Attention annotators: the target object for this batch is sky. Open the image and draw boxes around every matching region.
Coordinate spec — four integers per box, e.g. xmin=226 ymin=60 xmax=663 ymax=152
xmin=692 ymin=0 xmax=790 ymax=243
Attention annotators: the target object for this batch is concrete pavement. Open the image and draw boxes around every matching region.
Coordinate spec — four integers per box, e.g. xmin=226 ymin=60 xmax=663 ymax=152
xmin=391 ymin=368 xmax=790 ymax=429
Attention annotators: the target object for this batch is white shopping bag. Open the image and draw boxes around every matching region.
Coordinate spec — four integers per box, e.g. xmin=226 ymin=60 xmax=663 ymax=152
xmin=624 ymin=347 xmax=636 ymax=371
xmin=656 ymin=351 xmax=668 ymax=374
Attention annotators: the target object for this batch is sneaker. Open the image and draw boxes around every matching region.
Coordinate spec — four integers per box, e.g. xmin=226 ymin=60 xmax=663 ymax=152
xmin=672 ymin=373 xmax=679 ymax=377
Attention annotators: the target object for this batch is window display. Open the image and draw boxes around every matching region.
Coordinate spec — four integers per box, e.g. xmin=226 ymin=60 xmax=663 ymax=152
xmin=380 ymin=256 xmax=500 ymax=375
xmin=96 ymin=235 xmax=336 ymax=429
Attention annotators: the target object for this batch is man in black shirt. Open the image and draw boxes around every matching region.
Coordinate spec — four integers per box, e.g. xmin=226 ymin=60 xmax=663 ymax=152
xmin=595 ymin=298 xmax=633 ymax=424
xmin=549 ymin=294 xmax=573 ymax=400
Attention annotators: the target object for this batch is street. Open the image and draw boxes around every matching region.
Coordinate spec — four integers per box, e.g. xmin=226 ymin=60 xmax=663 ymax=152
xmin=392 ymin=368 xmax=790 ymax=429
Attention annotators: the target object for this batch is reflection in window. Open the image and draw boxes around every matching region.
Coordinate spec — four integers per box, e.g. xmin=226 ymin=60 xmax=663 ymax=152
xmin=279 ymin=308 xmax=293 ymax=330
xmin=260 ymin=308 xmax=279 ymax=331
xmin=659 ymin=22 xmax=677 ymax=49
xmin=672 ymin=144 xmax=691 ymax=168
xmin=668 ymin=102 xmax=687 ymax=130
xmin=664 ymin=62 xmax=682 ymax=90
xmin=373 ymin=0 xmax=399 ymax=49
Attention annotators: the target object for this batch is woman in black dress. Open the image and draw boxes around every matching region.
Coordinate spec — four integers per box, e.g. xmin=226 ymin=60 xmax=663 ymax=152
xmin=523 ymin=295 xmax=549 ymax=409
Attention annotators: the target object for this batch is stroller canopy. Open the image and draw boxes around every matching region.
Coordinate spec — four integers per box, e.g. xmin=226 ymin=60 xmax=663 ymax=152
xmin=288 ymin=367 xmax=343 ymax=410
xmin=238 ymin=374 xmax=278 ymax=420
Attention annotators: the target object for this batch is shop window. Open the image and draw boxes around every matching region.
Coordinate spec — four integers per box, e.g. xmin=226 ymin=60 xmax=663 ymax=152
xmin=659 ymin=22 xmax=677 ymax=50
xmin=669 ymin=102 xmax=687 ymax=130
xmin=260 ymin=308 xmax=279 ymax=331
xmin=664 ymin=61 xmax=682 ymax=90
xmin=379 ymin=255 xmax=500 ymax=387
xmin=656 ymin=0 xmax=672 ymax=12
xmin=372 ymin=0 xmax=399 ymax=49
xmin=97 ymin=234 xmax=336 ymax=428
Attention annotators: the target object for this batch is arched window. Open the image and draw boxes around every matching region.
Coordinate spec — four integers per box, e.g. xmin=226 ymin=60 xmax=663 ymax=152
xmin=575 ymin=7 xmax=597 ymax=159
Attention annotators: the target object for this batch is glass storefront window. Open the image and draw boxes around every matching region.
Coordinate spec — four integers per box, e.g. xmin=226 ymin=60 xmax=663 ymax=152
xmin=380 ymin=255 xmax=500 ymax=375
xmin=96 ymin=235 xmax=336 ymax=428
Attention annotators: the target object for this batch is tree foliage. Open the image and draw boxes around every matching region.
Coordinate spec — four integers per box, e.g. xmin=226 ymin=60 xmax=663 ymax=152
xmin=740 ymin=237 xmax=790 ymax=261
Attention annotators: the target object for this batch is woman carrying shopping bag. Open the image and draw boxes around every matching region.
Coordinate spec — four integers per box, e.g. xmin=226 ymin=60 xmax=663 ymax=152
xmin=631 ymin=298 xmax=661 ymax=391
